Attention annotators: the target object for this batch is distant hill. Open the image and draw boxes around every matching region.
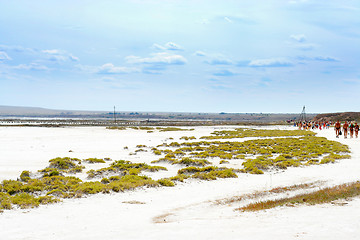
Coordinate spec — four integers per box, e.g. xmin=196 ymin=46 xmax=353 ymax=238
xmin=0 ymin=105 xmax=105 ymax=117
xmin=0 ymin=105 xmax=317 ymax=123
xmin=313 ymin=112 xmax=360 ymax=122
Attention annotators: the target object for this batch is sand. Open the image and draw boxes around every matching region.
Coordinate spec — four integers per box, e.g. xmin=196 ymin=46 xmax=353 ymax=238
xmin=0 ymin=125 xmax=359 ymax=240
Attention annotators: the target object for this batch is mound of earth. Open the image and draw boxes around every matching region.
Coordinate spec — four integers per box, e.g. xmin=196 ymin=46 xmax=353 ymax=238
xmin=313 ymin=112 xmax=360 ymax=122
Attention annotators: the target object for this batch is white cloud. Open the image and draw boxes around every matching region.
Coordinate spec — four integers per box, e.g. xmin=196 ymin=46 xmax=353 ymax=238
xmin=126 ymin=52 xmax=187 ymax=65
xmin=205 ymin=58 xmax=233 ymax=65
xmin=216 ymin=15 xmax=255 ymax=25
xmin=213 ymin=69 xmax=236 ymax=77
xmin=0 ymin=45 xmax=36 ymax=53
xmin=194 ymin=51 xmax=206 ymax=57
xmin=343 ymin=78 xmax=360 ymax=85
xmin=97 ymin=63 xmax=140 ymax=74
xmin=165 ymin=42 xmax=183 ymax=51
xmin=297 ymin=56 xmax=340 ymax=62
xmin=199 ymin=18 xmax=210 ymax=25
xmin=0 ymin=51 xmax=11 ymax=61
xmin=296 ymin=43 xmax=316 ymax=51
xmin=152 ymin=42 xmax=184 ymax=51
xmin=77 ymin=63 xmax=140 ymax=74
xmin=288 ymin=0 xmax=309 ymax=4
xmin=249 ymin=58 xmax=293 ymax=67
xmin=205 ymin=56 xmax=233 ymax=65
xmin=314 ymin=56 xmax=340 ymax=62
xmin=13 ymin=63 xmax=49 ymax=71
xmin=224 ymin=17 xmax=233 ymax=23
xmin=290 ymin=34 xmax=306 ymax=42
xmin=152 ymin=43 xmax=166 ymax=50
xmin=42 ymin=49 xmax=61 ymax=55
xmin=68 ymin=54 xmax=79 ymax=61
xmin=42 ymin=49 xmax=79 ymax=62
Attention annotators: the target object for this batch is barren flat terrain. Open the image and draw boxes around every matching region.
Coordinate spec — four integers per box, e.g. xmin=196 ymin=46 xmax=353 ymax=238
xmin=0 ymin=126 xmax=359 ymax=240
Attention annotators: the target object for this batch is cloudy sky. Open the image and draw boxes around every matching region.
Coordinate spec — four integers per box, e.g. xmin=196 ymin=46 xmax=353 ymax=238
xmin=0 ymin=0 xmax=359 ymax=113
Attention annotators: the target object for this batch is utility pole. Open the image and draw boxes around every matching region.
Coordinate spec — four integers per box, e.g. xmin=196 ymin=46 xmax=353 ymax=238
xmin=299 ymin=106 xmax=306 ymax=122
xmin=113 ymin=106 xmax=116 ymax=124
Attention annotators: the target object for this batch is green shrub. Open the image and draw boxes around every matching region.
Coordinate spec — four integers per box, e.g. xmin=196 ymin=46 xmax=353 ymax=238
xmin=169 ymin=174 xmax=189 ymax=182
xmin=84 ymin=158 xmax=106 ymax=164
xmin=20 ymin=179 xmax=45 ymax=193
xmin=11 ymin=192 xmax=40 ymax=209
xmin=2 ymin=180 xmax=23 ymax=195
xmin=219 ymin=160 xmax=229 ymax=164
xmin=20 ymin=170 xmax=31 ymax=182
xmin=106 ymin=126 xmax=126 ymax=130
xmin=49 ymin=157 xmax=81 ymax=170
xmin=178 ymin=166 xmax=218 ymax=175
xmin=109 ymin=176 xmax=121 ymax=181
xmin=153 ymin=150 xmax=162 ymax=155
xmin=67 ymin=166 xmax=85 ymax=173
xmin=157 ymin=127 xmax=193 ymax=132
xmin=0 ymin=193 xmax=12 ymax=210
xmin=177 ymin=157 xmax=211 ymax=166
xmin=75 ymin=182 xmax=109 ymax=195
xmin=191 ymin=169 xmax=238 ymax=180
xmin=108 ymin=175 xmax=158 ymax=192
xmin=101 ymin=178 xmax=110 ymax=184
xmin=157 ymin=178 xmax=175 ymax=187
xmin=38 ymin=195 xmax=59 ymax=204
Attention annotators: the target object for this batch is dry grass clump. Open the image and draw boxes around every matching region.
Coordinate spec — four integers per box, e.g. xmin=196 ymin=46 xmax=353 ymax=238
xmin=237 ymin=181 xmax=360 ymax=212
xmin=213 ymin=182 xmax=322 ymax=205
xmin=268 ymin=182 xmax=320 ymax=194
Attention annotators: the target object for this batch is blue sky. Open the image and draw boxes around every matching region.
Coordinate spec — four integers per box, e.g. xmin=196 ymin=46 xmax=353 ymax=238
xmin=0 ymin=0 xmax=359 ymax=113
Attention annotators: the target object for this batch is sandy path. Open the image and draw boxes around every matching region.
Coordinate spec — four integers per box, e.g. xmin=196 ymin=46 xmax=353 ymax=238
xmin=0 ymin=126 xmax=360 ymax=240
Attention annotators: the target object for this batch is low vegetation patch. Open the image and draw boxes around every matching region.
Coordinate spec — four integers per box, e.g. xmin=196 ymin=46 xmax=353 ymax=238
xmin=83 ymin=158 xmax=106 ymax=164
xmin=106 ymin=126 xmax=126 ymax=130
xmin=153 ymin=133 xmax=350 ymax=174
xmin=237 ymin=181 xmax=360 ymax=212
xmin=106 ymin=126 xmax=193 ymax=132
xmin=1 ymin=127 xmax=352 ymax=212
xmin=152 ymin=157 xmax=211 ymax=166
xmin=214 ymin=182 xmax=323 ymax=205
xmin=157 ymin=127 xmax=194 ymax=132
xmin=180 ymin=136 xmax=196 ymax=140
xmin=87 ymin=160 xmax=167 ymax=179
xmin=38 ymin=157 xmax=85 ymax=175
xmin=157 ymin=178 xmax=175 ymax=187
xmin=201 ymin=128 xmax=315 ymax=139
xmin=0 ymin=158 xmax=166 ymax=212
xmin=177 ymin=166 xmax=238 ymax=180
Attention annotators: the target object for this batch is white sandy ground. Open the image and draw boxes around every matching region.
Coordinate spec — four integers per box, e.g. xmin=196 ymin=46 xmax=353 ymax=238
xmin=0 ymin=126 xmax=360 ymax=240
